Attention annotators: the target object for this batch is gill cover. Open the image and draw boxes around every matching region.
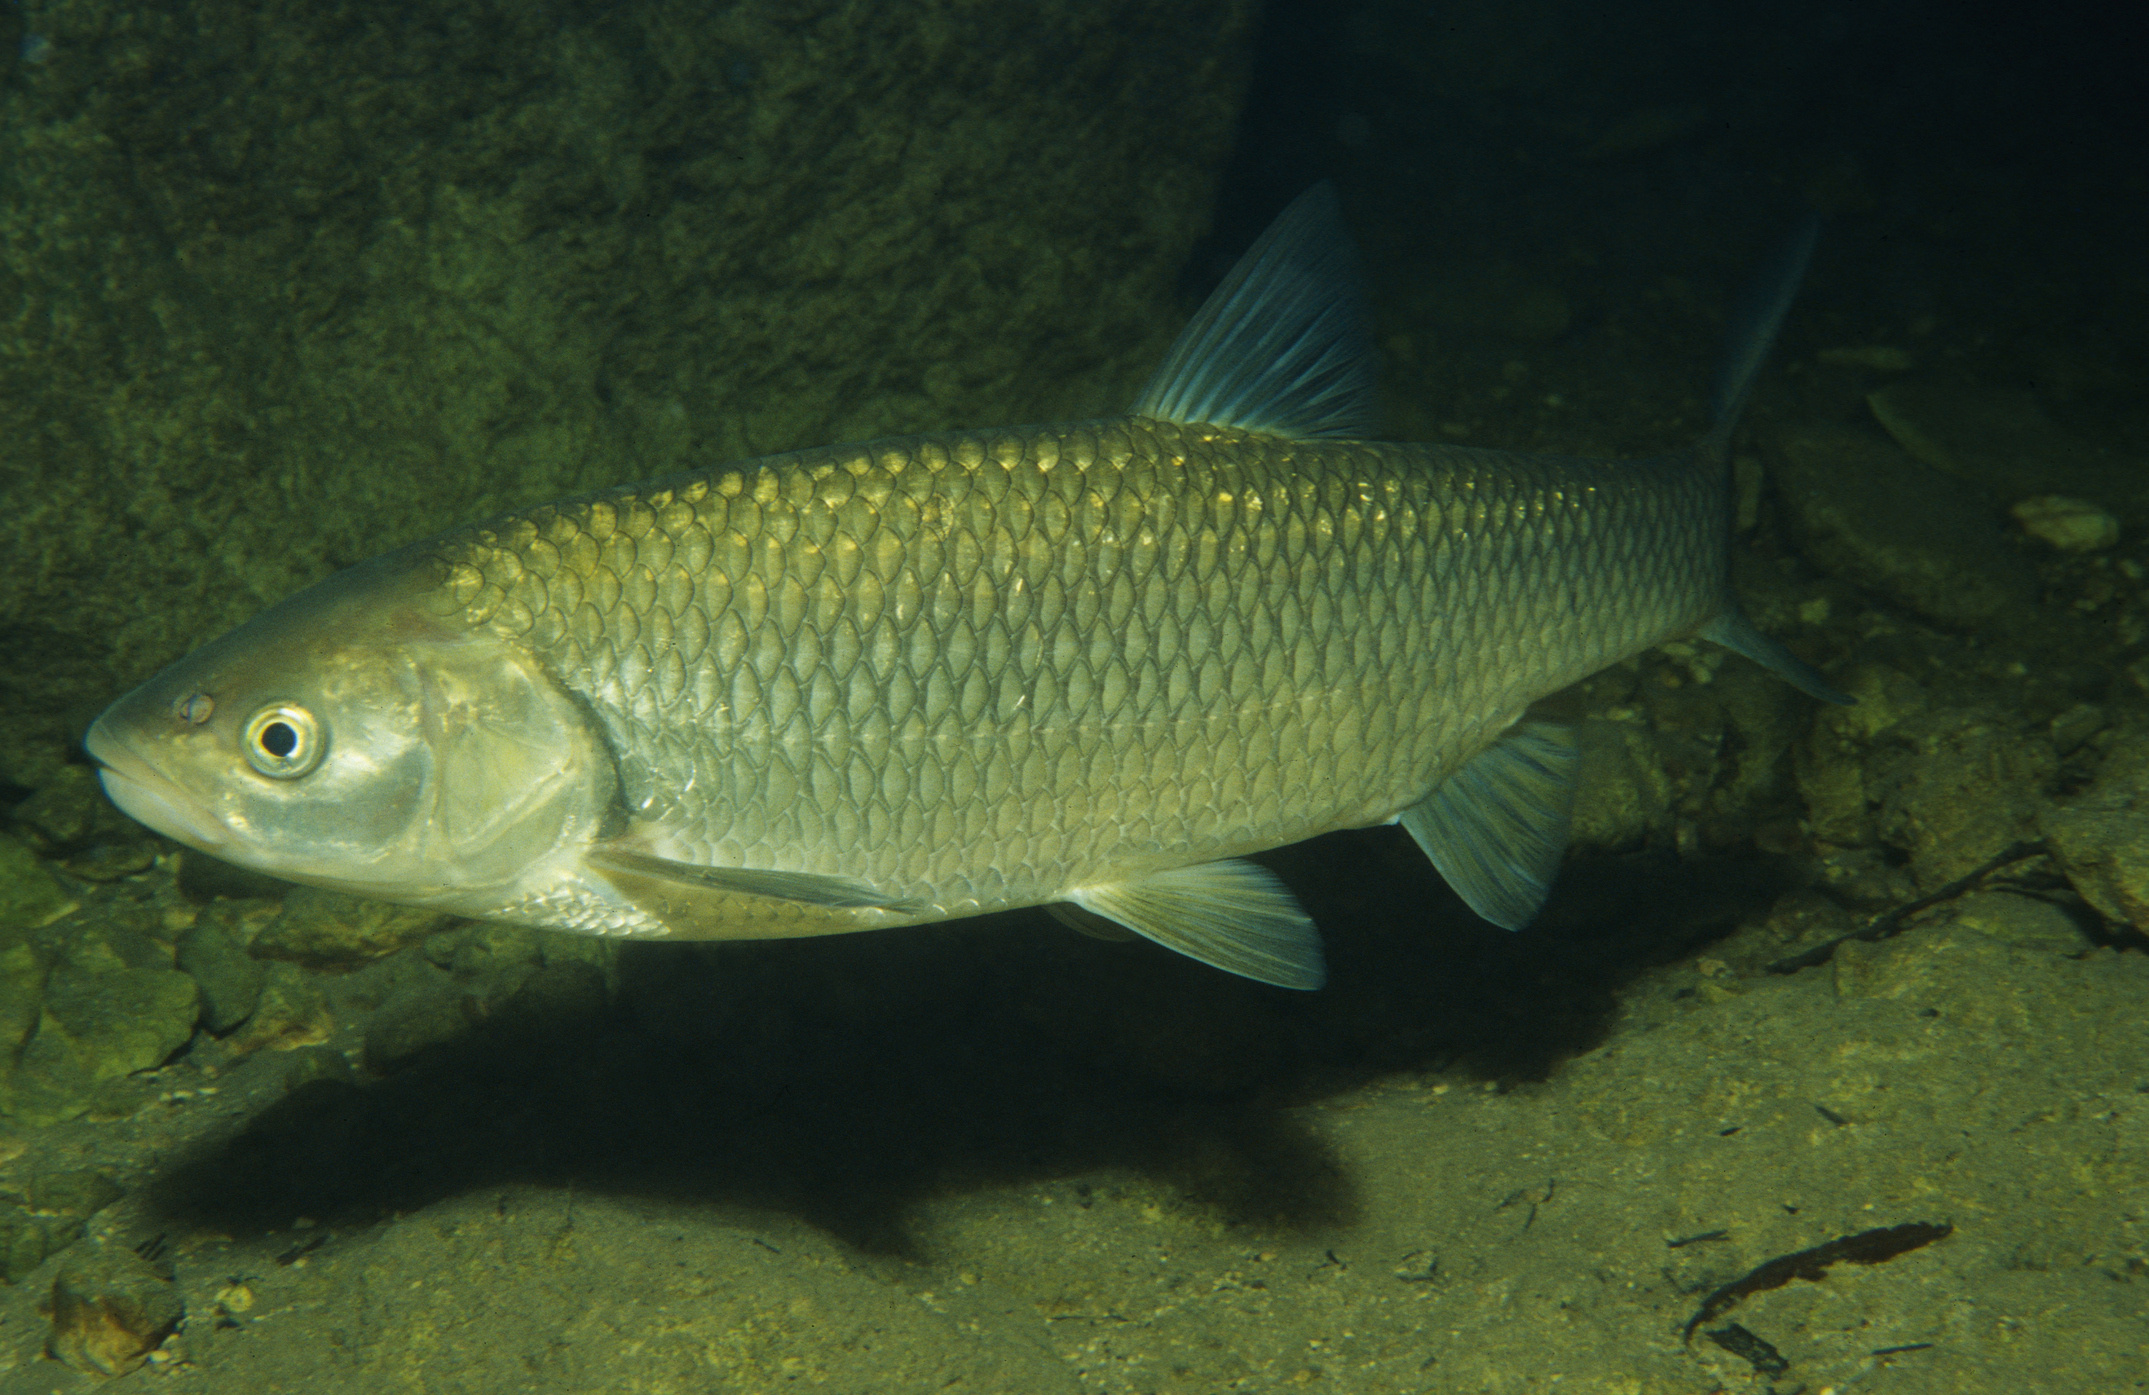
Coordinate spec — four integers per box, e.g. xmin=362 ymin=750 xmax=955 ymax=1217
xmin=85 ymin=547 xmax=616 ymax=912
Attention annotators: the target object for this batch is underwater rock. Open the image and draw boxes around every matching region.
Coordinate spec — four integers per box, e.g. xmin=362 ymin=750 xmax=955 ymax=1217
xmin=47 ymin=1242 xmax=182 ymax=1375
xmin=0 ymin=1167 xmax=128 ymax=1282
xmin=0 ymin=926 xmax=197 ymax=1125
xmin=1767 ymin=425 xmax=2041 ymax=631
xmin=1866 ymin=381 xmax=2145 ymax=525
xmin=362 ymin=981 xmax=471 ymax=1075
xmin=0 ymin=835 xmax=74 ymax=934
xmin=175 ymin=912 xmax=264 ymax=1035
xmin=487 ymin=961 xmax=609 ymax=1034
xmin=247 ymin=887 xmax=454 ymax=969
xmin=2043 ymin=804 xmax=2149 ymax=930
xmin=8 ymin=766 xmax=156 ymax=885
xmin=13 ymin=1168 xmax=125 ymax=1220
xmin=220 ymin=962 xmax=333 ymax=1057
xmin=0 ymin=1208 xmax=82 ymax=1285
xmin=1795 ymin=664 xmax=1926 ymax=848
xmin=2010 ymin=494 xmax=2120 ymax=552
xmin=40 ymin=960 xmax=196 ymax=1080
xmin=1571 ymin=717 xmax=1679 ymax=850
xmin=426 ymin=922 xmax=548 ymax=979
xmin=1943 ymin=890 xmax=2091 ymax=955
xmin=6 ymin=767 xmax=133 ymax=857
xmin=1870 ymin=710 xmax=2055 ymax=892
xmin=2050 ymin=702 xmax=2111 ymax=757
xmin=1796 ymin=666 xmax=2055 ymax=893
xmin=0 ymin=941 xmax=46 ymax=1081
xmin=2041 ymin=756 xmax=2149 ymax=932
xmin=2039 ymin=731 xmax=2149 ymax=930
xmin=280 ymin=1044 xmax=357 ymax=1093
xmin=425 ymin=921 xmax=618 ymax=1005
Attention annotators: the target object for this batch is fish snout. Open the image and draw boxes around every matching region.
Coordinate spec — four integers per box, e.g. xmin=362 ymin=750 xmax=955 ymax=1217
xmin=84 ymin=711 xmax=231 ymax=852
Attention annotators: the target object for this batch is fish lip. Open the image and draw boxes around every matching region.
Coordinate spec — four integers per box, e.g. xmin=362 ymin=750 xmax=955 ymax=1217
xmin=84 ymin=719 xmax=230 ymax=852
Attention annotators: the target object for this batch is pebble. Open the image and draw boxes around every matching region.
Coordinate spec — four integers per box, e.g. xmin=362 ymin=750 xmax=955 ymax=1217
xmin=2011 ymin=494 xmax=2119 ymax=552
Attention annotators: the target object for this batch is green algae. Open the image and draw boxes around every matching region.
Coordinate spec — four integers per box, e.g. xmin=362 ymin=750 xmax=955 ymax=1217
xmin=0 ymin=0 xmax=1256 ymax=793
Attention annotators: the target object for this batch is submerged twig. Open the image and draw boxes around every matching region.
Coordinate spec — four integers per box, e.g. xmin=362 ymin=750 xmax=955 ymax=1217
xmin=1764 ymin=841 xmax=2048 ymax=975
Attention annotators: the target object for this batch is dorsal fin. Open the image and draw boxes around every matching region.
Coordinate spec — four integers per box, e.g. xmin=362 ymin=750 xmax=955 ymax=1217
xmin=1132 ymin=183 xmax=1379 ymax=440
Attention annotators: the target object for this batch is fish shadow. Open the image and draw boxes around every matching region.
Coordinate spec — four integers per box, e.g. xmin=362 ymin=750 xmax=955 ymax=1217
xmin=147 ymin=832 xmax=1794 ymax=1256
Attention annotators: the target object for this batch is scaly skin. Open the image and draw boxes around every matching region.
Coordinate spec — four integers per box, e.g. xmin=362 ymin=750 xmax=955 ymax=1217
xmin=413 ymin=414 xmax=1725 ymax=937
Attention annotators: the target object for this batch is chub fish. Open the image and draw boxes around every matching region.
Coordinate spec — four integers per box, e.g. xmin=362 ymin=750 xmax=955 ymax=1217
xmin=87 ymin=187 xmax=1845 ymax=990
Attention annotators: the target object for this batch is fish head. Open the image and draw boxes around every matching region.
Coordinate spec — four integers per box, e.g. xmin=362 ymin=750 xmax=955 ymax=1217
xmin=85 ymin=550 xmax=616 ymax=911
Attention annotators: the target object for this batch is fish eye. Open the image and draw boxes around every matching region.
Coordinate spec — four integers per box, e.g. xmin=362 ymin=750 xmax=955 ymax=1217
xmin=241 ymin=703 xmax=326 ymax=779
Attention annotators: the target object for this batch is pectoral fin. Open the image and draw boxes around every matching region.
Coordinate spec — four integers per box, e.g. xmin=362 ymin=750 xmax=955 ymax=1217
xmin=1068 ymin=859 xmax=1326 ymax=990
xmin=1396 ymin=718 xmax=1579 ymax=931
xmin=587 ymin=844 xmax=921 ymax=911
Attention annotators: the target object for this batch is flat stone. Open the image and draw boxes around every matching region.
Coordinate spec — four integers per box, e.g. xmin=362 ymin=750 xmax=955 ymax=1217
xmin=2011 ymin=494 xmax=2120 ymax=552
xmin=1767 ymin=424 xmax=2041 ymax=631
xmin=1867 ymin=379 xmax=2147 ymax=527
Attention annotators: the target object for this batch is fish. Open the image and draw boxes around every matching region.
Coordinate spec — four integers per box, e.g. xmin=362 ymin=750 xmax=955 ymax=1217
xmin=86 ymin=185 xmax=1846 ymax=991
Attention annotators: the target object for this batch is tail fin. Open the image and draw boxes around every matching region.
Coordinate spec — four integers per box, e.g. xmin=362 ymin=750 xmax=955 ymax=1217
xmin=1698 ymin=215 xmax=1852 ymax=707
xmin=1706 ymin=214 xmax=1820 ymax=449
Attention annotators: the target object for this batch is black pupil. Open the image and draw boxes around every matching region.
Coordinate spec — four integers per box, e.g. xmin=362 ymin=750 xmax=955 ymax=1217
xmin=260 ymin=722 xmax=299 ymax=759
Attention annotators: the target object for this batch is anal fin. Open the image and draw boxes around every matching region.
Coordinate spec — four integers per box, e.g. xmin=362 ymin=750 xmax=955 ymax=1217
xmin=1396 ymin=717 xmax=1579 ymax=931
xmin=1044 ymin=902 xmax=1138 ymax=942
xmin=1699 ymin=608 xmax=1853 ymax=705
xmin=586 ymin=844 xmax=920 ymax=911
xmin=1068 ymin=859 xmax=1325 ymax=990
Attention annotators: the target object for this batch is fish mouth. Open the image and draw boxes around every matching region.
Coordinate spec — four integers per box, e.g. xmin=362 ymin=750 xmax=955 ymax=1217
xmin=84 ymin=718 xmax=230 ymax=852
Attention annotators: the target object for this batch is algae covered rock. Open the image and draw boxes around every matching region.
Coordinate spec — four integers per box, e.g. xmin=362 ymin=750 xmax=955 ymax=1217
xmin=0 ymin=835 xmax=74 ymax=934
xmin=1871 ymin=709 xmax=2055 ymax=891
xmin=47 ymin=1241 xmax=183 ymax=1375
xmin=220 ymin=962 xmax=334 ymax=1057
xmin=1570 ymin=716 xmax=1678 ymax=850
xmin=0 ymin=929 xmax=198 ymax=1126
xmin=2011 ymin=494 xmax=2120 ymax=553
xmin=1795 ymin=662 xmax=2060 ymax=894
xmin=0 ymin=1210 xmax=83 ymax=1286
xmin=1944 ymin=892 xmax=2090 ymax=955
xmin=0 ymin=1168 xmax=125 ymax=1285
xmin=2043 ymin=801 xmax=2149 ymax=931
xmin=1766 ymin=424 xmax=2039 ymax=631
xmin=247 ymin=886 xmax=452 ymax=969
xmin=175 ymin=912 xmax=264 ymax=1034
xmin=2041 ymin=736 xmax=2149 ymax=930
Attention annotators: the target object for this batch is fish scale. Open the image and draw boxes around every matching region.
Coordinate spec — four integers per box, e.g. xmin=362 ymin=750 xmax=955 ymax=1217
xmin=419 ymin=416 xmax=1719 ymax=927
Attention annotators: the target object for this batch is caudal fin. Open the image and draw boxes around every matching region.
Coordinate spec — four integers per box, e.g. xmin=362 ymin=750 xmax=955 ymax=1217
xmin=1697 ymin=215 xmax=1852 ymax=706
xmin=1707 ymin=214 xmax=1820 ymax=447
